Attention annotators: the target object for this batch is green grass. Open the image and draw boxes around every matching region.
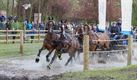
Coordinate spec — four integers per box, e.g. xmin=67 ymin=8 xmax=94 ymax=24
xmin=0 ymin=43 xmax=42 ymax=58
xmin=59 ymin=65 xmax=137 ymax=80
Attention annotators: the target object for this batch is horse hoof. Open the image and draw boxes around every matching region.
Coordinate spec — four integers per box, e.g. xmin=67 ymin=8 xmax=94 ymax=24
xmin=58 ymin=54 xmax=62 ymax=60
xmin=98 ymin=60 xmax=106 ymax=64
xmin=35 ymin=58 xmax=40 ymax=63
xmin=47 ymin=65 xmax=51 ymax=69
xmin=46 ymin=56 xmax=50 ymax=62
xmin=46 ymin=58 xmax=50 ymax=62
xmin=65 ymin=63 xmax=68 ymax=66
xmin=59 ymin=57 xmax=62 ymax=60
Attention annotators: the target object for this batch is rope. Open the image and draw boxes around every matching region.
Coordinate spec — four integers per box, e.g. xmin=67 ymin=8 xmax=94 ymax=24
xmin=90 ymin=49 xmax=128 ymax=54
xmin=92 ymin=39 xmax=128 ymax=42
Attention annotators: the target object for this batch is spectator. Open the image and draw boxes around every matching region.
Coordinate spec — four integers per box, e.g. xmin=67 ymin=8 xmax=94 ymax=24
xmin=116 ymin=21 xmax=122 ymax=32
xmin=134 ymin=28 xmax=137 ymax=42
xmin=11 ymin=20 xmax=21 ymax=43
xmin=24 ymin=17 xmax=29 ymax=28
xmin=30 ymin=26 xmax=36 ymax=43
xmin=55 ymin=21 xmax=62 ymax=30
xmin=39 ymin=22 xmax=45 ymax=30
xmin=110 ymin=22 xmax=121 ymax=39
xmin=0 ymin=15 xmax=6 ymax=22
xmin=26 ymin=22 xmax=36 ymax=43
xmin=26 ymin=22 xmax=33 ymax=30
xmin=53 ymin=22 xmax=60 ymax=30
xmin=13 ymin=16 xmax=19 ymax=22
xmin=5 ymin=20 xmax=12 ymax=30
xmin=0 ymin=21 xmax=5 ymax=30
xmin=12 ymin=20 xmax=21 ymax=30
xmin=92 ymin=24 xmax=98 ymax=32
xmin=0 ymin=15 xmax=6 ymax=30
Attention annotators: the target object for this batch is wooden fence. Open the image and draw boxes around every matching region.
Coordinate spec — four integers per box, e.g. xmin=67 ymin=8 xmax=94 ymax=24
xmin=0 ymin=30 xmax=133 ymax=71
xmin=83 ymin=35 xmax=133 ymax=71
xmin=0 ymin=30 xmax=47 ymax=54
xmin=0 ymin=29 xmax=61 ymax=43
xmin=0 ymin=29 xmax=61 ymax=55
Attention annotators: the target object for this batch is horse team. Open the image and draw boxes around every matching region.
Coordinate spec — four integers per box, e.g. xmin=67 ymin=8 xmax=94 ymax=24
xmin=35 ymin=20 xmax=126 ymax=69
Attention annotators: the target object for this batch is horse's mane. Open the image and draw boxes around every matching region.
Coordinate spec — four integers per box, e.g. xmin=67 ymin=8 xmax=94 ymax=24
xmin=88 ymin=30 xmax=98 ymax=39
xmin=45 ymin=31 xmax=60 ymax=41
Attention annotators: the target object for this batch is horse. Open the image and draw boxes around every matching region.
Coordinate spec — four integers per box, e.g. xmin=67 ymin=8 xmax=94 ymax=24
xmin=75 ymin=24 xmax=111 ymax=51
xmin=74 ymin=25 xmax=84 ymax=46
xmin=35 ymin=21 xmax=61 ymax=63
xmin=47 ymin=21 xmax=81 ymax=69
xmin=75 ymin=24 xmax=110 ymax=63
xmin=82 ymin=24 xmax=110 ymax=51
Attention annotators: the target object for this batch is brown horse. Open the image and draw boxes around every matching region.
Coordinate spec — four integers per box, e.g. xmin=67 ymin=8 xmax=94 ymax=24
xmin=35 ymin=21 xmax=61 ymax=63
xmin=47 ymin=22 xmax=80 ymax=69
xmin=83 ymin=24 xmax=110 ymax=51
xmin=74 ymin=25 xmax=84 ymax=46
xmin=75 ymin=24 xmax=110 ymax=63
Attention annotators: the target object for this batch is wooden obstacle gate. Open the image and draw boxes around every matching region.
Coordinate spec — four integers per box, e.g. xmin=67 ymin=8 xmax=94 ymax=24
xmin=83 ymin=35 xmax=133 ymax=71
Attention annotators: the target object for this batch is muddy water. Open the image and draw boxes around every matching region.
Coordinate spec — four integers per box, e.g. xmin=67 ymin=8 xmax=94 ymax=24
xmin=0 ymin=45 xmax=137 ymax=79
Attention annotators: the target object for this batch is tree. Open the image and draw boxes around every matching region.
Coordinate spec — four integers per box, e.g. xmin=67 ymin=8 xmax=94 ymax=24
xmin=14 ymin=0 xmax=137 ymax=25
xmin=132 ymin=0 xmax=137 ymax=26
xmin=0 ymin=0 xmax=15 ymax=16
xmin=106 ymin=0 xmax=121 ymax=21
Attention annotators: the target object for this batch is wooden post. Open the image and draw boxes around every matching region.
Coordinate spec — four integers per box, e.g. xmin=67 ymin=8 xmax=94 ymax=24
xmin=6 ymin=28 xmax=8 ymax=44
xmin=38 ymin=29 xmax=40 ymax=42
xmin=6 ymin=0 xmax=10 ymax=17
xmin=12 ymin=0 xmax=15 ymax=16
xmin=37 ymin=0 xmax=41 ymax=42
xmin=29 ymin=4 xmax=33 ymax=22
xmin=20 ymin=31 xmax=24 ymax=55
xmin=127 ymin=35 xmax=133 ymax=66
xmin=83 ymin=35 xmax=89 ymax=71
xmin=23 ymin=25 xmax=26 ymax=43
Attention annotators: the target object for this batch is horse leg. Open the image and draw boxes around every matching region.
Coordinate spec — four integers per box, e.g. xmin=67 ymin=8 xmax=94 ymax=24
xmin=35 ymin=47 xmax=44 ymax=63
xmin=77 ymin=48 xmax=82 ymax=59
xmin=65 ymin=56 xmax=73 ymax=66
xmin=92 ymin=45 xmax=98 ymax=64
xmin=57 ymin=50 xmax=62 ymax=60
xmin=46 ymin=49 xmax=54 ymax=62
xmin=46 ymin=48 xmax=62 ymax=62
xmin=47 ymin=51 xmax=58 ymax=69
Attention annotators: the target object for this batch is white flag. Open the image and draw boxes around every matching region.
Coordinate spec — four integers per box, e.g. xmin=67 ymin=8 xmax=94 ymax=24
xmin=98 ymin=0 xmax=107 ymax=31
xmin=22 ymin=4 xmax=31 ymax=10
xmin=121 ymin=0 xmax=133 ymax=32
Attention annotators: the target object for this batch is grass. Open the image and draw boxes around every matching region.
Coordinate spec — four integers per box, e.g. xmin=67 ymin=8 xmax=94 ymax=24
xmin=0 ymin=43 xmax=42 ymax=58
xmin=58 ymin=65 xmax=137 ymax=80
